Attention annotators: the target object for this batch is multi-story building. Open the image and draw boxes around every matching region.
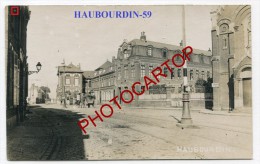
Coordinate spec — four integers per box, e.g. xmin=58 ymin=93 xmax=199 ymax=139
xmin=6 ymin=6 xmax=30 ymax=128
xmin=113 ymin=32 xmax=212 ymax=95
xmin=91 ymin=61 xmax=116 ymax=104
xmin=83 ymin=70 xmax=95 ymax=94
xmin=211 ymin=5 xmax=251 ymax=111
xmin=90 ymin=32 xmax=212 ymax=107
xmin=56 ymin=63 xmax=84 ymax=104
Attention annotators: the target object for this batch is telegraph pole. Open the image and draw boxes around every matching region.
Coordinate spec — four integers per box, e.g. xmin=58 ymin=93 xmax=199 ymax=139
xmin=61 ymin=59 xmax=67 ymax=108
xmin=177 ymin=5 xmax=194 ymax=128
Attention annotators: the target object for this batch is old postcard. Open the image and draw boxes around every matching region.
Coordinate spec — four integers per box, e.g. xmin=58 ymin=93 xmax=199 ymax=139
xmin=4 ymin=4 xmax=255 ymax=161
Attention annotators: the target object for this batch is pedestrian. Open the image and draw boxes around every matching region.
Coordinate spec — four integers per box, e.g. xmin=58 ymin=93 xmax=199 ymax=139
xmin=80 ymin=93 xmax=84 ymax=108
xmin=76 ymin=93 xmax=80 ymax=107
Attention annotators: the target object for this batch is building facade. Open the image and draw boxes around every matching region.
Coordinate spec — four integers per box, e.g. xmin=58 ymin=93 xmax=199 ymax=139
xmin=56 ymin=63 xmax=84 ymax=104
xmin=29 ymin=84 xmax=49 ymax=104
xmin=211 ymin=5 xmax=251 ymax=111
xmin=91 ymin=61 xmax=116 ymax=104
xmin=89 ymin=32 xmax=212 ymax=107
xmin=6 ymin=6 xmax=30 ymax=128
xmin=83 ymin=70 xmax=95 ymax=94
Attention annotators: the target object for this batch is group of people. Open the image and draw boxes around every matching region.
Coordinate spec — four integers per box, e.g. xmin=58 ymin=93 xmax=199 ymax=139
xmin=75 ymin=92 xmax=96 ymax=108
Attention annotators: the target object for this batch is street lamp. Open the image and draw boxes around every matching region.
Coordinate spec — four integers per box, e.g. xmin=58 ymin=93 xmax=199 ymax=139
xmin=28 ymin=62 xmax=42 ymax=75
xmin=176 ymin=6 xmax=194 ymax=128
xmin=61 ymin=62 xmax=67 ymax=108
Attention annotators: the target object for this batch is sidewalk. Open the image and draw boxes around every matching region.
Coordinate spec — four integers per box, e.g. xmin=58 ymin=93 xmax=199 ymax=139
xmin=48 ymin=103 xmax=252 ymax=117
xmin=199 ymin=109 xmax=252 ymax=117
xmin=7 ymin=106 xmax=53 ymax=160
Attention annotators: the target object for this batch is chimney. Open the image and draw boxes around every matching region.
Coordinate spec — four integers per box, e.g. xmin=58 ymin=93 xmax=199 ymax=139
xmin=208 ymin=48 xmax=211 ymax=52
xmin=140 ymin=31 xmax=146 ymax=41
xmin=78 ymin=63 xmax=81 ymax=69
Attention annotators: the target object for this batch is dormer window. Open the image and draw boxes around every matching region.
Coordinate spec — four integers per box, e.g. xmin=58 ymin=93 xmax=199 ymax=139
xmin=123 ymin=49 xmax=129 ymax=58
xmin=162 ymin=49 xmax=167 ymax=58
xmin=147 ymin=46 xmax=152 ymax=56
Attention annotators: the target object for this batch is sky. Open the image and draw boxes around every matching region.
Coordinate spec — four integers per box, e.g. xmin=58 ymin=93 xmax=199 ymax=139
xmin=27 ymin=5 xmax=215 ymax=98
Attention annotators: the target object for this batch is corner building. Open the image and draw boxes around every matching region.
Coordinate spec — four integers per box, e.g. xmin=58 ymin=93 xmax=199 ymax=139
xmin=91 ymin=32 xmax=212 ymax=108
xmin=211 ymin=5 xmax=251 ymax=111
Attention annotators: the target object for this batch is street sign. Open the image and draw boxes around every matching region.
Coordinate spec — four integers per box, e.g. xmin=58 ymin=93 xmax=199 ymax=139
xmin=212 ymin=83 xmax=219 ymax=88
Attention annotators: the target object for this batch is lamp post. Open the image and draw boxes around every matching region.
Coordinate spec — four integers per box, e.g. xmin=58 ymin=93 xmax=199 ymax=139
xmin=28 ymin=62 xmax=42 ymax=75
xmin=177 ymin=6 xmax=194 ymax=128
xmin=61 ymin=61 xmax=67 ymax=108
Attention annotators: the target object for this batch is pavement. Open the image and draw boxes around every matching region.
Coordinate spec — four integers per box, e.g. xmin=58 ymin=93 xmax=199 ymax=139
xmin=6 ymin=103 xmax=252 ymax=160
xmin=7 ymin=105 xmax=87 ymax=161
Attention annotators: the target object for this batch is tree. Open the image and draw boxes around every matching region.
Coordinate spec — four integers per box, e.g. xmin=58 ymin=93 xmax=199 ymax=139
xmin=40 ymin=86 xmax=51 ymax=99
xmin=195 ymin=78 xmax=206 ymax=93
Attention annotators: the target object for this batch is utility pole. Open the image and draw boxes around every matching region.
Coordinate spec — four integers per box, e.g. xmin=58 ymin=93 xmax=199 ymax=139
xmin=177 ymin=5 xmax=194 ymax=128
xmin=61 ymin=60 xmax=67 ymax=108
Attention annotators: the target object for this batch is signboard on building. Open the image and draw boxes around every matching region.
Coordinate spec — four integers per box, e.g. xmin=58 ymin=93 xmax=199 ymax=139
xmin=212 ymin=83 xmax=219 ymax=88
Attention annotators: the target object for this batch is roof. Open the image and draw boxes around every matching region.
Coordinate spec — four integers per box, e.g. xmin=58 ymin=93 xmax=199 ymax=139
xmin=83 ymin=71 xmax=95 ymax=79
xmin=129 ymin=39 xmax=211 ymax=56
xmin=95 ymin=60 xmax=113 ymax=71
xmin=57 ymin=63 xmax=83 ymax=74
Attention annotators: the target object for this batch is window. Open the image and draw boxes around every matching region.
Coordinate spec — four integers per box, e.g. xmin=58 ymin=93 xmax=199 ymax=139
xmin=141 ymin=65 xmax=146 ymax=77
xmin=149 ymin=66 xmax=153 ymax=77
xmin=14 ymin=57 xmax=19 ymax=105
xmin=147 ymin=47 xmax=152 ymax=56
xmin=124 ymin=65 xmax=128 ymax=78
xmin=196 ymin=70 xmax=199 ymax=79
xmin=163 ymin=67 xmax=168 ymax=77
xmin=162 ymin=49 xmax=167 ymax=58
xmin=74 ymin=75 xmax=79 ymax=86
xmin=223 ymin=36 xmax=228 ymax=49
xmin=171 ymin=68 xmax=175 ymax=79
xmin=155 ymin=69 xmax=161 ymax=79
xmin=124 ymin=49 xmax=129 ymax=58
xmin=117 ymin=67 xmax=121 ymax=80
xmin=207 ymin=71 xmax=210 ymax=78
xmin=131 ymin=69 xmax=135 ymax=78
xmin=178 ymin=87 xmax=182 ymax=93
xmin=190 ymin=70 xmax=194 ymax=80
xmin=177 ymin=69 xmax=181 ymax=79
xmin=89 ymin=80 xmax=92 ymax=87
xmin=202 ymin=71 xmax=205 ymax=80
xmin=65 ymin=75 xmax=70 ymax=85
xmin=108 ymin=78 xmax=111 ymax=86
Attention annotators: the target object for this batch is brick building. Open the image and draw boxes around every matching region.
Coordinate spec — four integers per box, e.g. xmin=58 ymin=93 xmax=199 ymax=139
xmin=91 ymin=61 xmax=116 ymax=104
xmin=211 ymin=5 xmax=251 ymax=111
xmin=83 ymin=70 xmax=95 ymax=94
xmin=56 ymin=63 xmax=84 ymax=104
xmin=89 ymin=32 xmax=212 ymax=107
xmin=6 ymin=6 xmax=31 ymax=128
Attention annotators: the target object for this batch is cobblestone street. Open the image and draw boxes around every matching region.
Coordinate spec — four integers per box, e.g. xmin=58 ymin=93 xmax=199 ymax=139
xmin=7 ymin=105 xmax=87 ymax=160
xmin=7 ymin=104 xmax=252 ymax=160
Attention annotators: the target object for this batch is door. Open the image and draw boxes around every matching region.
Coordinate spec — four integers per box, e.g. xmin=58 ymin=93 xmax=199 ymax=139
xmin=243 ymin=78 xmax=252 ymax=107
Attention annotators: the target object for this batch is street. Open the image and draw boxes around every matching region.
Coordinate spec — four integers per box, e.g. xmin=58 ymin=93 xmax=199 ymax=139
xmin=7 ymin=104 xmax=252 ymax=160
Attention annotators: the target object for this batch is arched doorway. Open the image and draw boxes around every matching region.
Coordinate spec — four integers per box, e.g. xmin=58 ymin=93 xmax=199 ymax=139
xmin=241 ymin=67 xmax=252 ymax=107
xmin=235 ymin=66 xmax=252 ymax=109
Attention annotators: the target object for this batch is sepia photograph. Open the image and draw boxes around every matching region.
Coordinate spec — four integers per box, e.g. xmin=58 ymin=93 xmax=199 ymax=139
xmin=5 ymin=4 xmax=253 ymax=160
